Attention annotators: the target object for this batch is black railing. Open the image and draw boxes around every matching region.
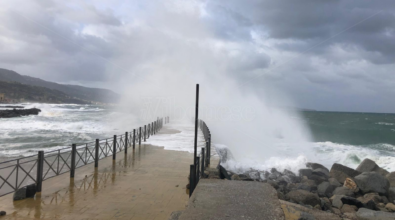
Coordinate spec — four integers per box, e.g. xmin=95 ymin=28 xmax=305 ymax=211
xmin=0 ymin=117 xmax=167 ymax=197
xmin=189 ymin=119 xmax=211 ymax=197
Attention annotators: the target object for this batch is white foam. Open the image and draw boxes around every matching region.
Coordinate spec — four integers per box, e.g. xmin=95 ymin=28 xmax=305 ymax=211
xmin=145 ymin=122 xmax=206 ymax=153
xmin=377 ymin=122 xmax=394 ymax=126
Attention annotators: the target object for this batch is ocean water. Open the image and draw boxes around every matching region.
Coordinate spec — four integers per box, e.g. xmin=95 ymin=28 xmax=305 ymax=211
xmin=1 ymin=104 xmax=394 ymax=173
xmin=0 ymin=103 xmax=117 ymax=160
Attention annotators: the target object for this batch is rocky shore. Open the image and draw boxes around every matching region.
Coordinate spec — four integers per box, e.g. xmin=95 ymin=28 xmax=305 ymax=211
xmin=215 ymin=155 xmax=395 ymax=219
xmin=0 ymin=108 xmax=41 ymax=118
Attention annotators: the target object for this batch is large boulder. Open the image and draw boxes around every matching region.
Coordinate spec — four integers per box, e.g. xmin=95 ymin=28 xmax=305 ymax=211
xmin=219 ymin=165 xmax=231 ymax=180
xmin=329 ymin=163 xmax=361 ymax=183
xmin=356 ymin=158 xmax=389 ymax=176
xmin=356 ymin=208 xmax=395 ymax=220
xmin=357 ymin=193 xmax=381 ymax=210
xmin=341 ymin=196 xmax=364 ymax=208
xmin=387 ymin=172 xmax=395 ymax=187
xmin=330 ymin=195 xmax=344 ymax=209
xmin=328 ymin=178 xmax=342 ymax=187
xmin=287 ymin=190 xmax=321 ymax=207
xmin=306 ymin=162 xmax=329 ymax=173
xmin=333 ymin=186 xmax=355 ymax=197
xmin=299 ymin=169 xmax=313 ymax=179
xmin=317 ymin=182 xmax=337 ymax=198
xmin=354 ymin=172 xmax=390 ymax=195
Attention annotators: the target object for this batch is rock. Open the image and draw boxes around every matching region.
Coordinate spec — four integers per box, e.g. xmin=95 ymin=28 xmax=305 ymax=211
xmin=343 ymin=212 xmax=358 ymax=220
xmin=387 ymin=172 xmax=395 ymax=187
xmin=330 ymin=195 xmax=344 ymax=209
xmin=277 ymin=190 xmax=285 ymax=200
xmin=0 ymin=211 xmax=5 ymax=216
xmin=341 ymin=204 xmax=358 ymax=213
xmin=248 ymin=171 xmax=260 ymax=180
xmin=344 ymin=178 xmax=359 ymax=192
xmin=329 ymin=178 xmax=342 ymax=187
xmin=297 ymin=184 xmax=312 ymax=192
xmin=313 ymin=168 xmax=330 ymax=178
xmin=333 ymin=187 xmax=355 ymax=197
xmin=310 ymin=174 xmax=328 ymax=185
xmin=318 ymin=182 xmax=337 ymax=198
xmin=356 ymin=158 xmax=389 ymax=176
xmin=299 ymin=169 xmax=313 ymax=178
xmin=332 ymin=207 xmax=342 ymax=215
xmin=357 ymin=193 xmax=382 ymax=210
xmin=389 ymin=187 xmax=395 ymax=203
xmin=357 ymin=158 xmax=380 ymax=173
xmin=13 ymin=187 xmax=27 ymax=201
xmin=219 ymin=165 xmax=231 ymax=180
xmin=287 ymin=190 xmax=321 ymax=207
xmin=320 ymin=197 xmax=332 ymax=211
xmin=306 ymin=162 xmax=329 ymax=173
xmin=341 ymin=196 xmax=364 ymax=208
xmin=283 ymin=169 xmax=301 ymax=183
xmin=231 ymin=174 xmax=240 ymax=180
xmin=215 ymin=146 xmax=234 ymax=164
xmin=280 ymin=200 xmax=341 ymax=220
xmin=0 ymin=108 xmax=41 ymax=118
xmin=267 ymin=180 xmax=279 ymax=189
xmin=385 ymin=203 xmax=395 ymax=212
xmin=381 ymin=196 xmax=389 ymax=204
xmin=356 ymin=208 xmax=395 ymax=220
xmin=354 ymin=172 xmax=390 ymax=195
xmin=186 ymin=183 xmax=190 ymax=189
xmin=329 ymin=163 xmax=361 ymax=183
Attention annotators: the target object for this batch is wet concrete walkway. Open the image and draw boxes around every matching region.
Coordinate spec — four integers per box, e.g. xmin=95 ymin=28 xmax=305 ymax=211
xmin=0 ymin=128 xmax=193 ymax=220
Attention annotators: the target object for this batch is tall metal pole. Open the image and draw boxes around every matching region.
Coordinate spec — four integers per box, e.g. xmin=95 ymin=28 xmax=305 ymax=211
xmin=194 ymin=84 xmax=199 ymax=168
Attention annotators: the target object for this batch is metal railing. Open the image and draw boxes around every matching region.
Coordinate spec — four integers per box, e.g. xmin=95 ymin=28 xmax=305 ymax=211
xmin=189 ymin=119 xmax=211 ymax=197
xmin=0 ymin=117 xmax=167 ymax=197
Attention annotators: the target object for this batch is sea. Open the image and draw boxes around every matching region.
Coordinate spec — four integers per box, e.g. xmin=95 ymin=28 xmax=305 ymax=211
xmin=0 ymin=103 xmax=394 ymax=173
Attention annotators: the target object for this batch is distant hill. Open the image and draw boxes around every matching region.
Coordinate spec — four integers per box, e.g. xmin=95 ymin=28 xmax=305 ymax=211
xmin=0 ymin=68 xmax=119 ymax=104
xmin=0 ymin=81 xmax=89 ymax=104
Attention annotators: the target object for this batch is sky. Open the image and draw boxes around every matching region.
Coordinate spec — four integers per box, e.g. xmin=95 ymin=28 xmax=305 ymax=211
xmin=0 ymin=0 xmax=394 ymax=113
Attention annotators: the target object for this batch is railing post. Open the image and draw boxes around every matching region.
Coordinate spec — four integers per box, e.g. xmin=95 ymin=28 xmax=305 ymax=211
xmin=139 ymin=127 xmax=142 ymax=145
xmin=70 ymin=144 xmax=76 ymax=178
xmin=201 ymin=148 xmax=205 ymax=178
xmin=36 ymin=151 xmax=44 ymax=192
xmin=148 ymin=124 xmax=150 ymax=139
xmin=95 ymin=139 xmax=99 ymax=167
xmin=144 ymin=125 xmax=146 ymax=142
xmin=189 ymin=164 xmax=195 ymax=197
xmin=125 ymin=132 xmax=128 ymax=154
xmin=151 ymin=122 xmax=154 ymax=135
xmin=208 ymin=136 xmax=211 ymax=165
xmin=133 ymin=129 xmax=136 ymax=149
xmin=113 ymin=135 xmax=117 ymax=160
xmin=154 ymin=122 xmax=156 ymax=134
xmin=206 ymin=141 xmax=209 ymax=167
xmin=196 ymin=156 xmax=200 ymax=185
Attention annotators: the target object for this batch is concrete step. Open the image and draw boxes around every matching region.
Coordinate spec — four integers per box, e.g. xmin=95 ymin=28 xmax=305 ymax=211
xmin=179 ymin=179 xmax=285 ymax=220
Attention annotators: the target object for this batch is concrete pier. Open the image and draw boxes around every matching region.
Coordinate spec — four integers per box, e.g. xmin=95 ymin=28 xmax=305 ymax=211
xmin=179 ymin=179 xmax=285 ymax=220
xmin=0 ymin=128 xmax=192 ymax=220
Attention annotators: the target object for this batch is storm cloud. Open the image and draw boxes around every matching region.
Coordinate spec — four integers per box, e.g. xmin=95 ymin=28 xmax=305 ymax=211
xmin=0 ymin=0 xmax=394 ymax=112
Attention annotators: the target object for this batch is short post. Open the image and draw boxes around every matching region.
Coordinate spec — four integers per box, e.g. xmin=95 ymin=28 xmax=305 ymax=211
xmin=133 ymin=129 xmax=136 ymax=149
xmin=196 ymin=156 xmax=200 ymax=184
xmin=208 ymin=136 xmax=211 ymax=165
xmin=139 ymin=127 xmax=142 ymax=145
xmin=144 ymin=125 xmax=146 ymax=142
xmin=36 ymin=151 xmax=44 ymax=192
xmin=113 ymin=135 xmax=117 ymax=160
xmin=201 ymin=148 xmax=205 ymax=178
xmin=125 ymin=132 xmax=128 ymax=154
xmin=70 ymin=144 xmax=76 ymax=178
xmin=189 ymin=164 xmax=195 ymax=197
xmin=95 ymin=139 xmax=99 ymax=167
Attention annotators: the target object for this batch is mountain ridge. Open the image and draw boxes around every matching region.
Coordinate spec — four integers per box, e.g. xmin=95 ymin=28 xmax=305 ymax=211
xmin=0 ymin=68 xmax=119 ymax=104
